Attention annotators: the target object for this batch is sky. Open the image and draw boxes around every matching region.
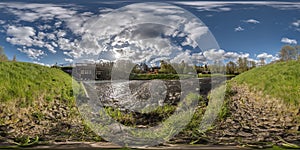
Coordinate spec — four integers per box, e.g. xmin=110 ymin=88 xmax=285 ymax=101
xmin=0 ymin=0 xmax=299 ymax=66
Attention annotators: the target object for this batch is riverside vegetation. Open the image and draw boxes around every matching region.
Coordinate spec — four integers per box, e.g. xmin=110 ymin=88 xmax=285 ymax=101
xmin=0 ymin=62 xmax=101 ymax=147
xmin=0 ymin=60 xmax=299 ymax=149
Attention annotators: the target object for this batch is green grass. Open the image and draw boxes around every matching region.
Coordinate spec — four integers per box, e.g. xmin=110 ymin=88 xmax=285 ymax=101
xmin=198 ymin=73 xmax=235 ymax=78
xmin=0 ymin=61 xmax=75 ymax=107
xmin=232 ymin=60 xmax=300 ymax=105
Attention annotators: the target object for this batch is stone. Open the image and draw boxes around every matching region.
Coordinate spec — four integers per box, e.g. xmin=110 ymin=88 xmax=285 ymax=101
xmin=237 ymin=131 xmax=253 ymax=137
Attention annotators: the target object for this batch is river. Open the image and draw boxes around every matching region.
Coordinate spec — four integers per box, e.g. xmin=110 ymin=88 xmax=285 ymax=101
xmin=79 ymin=77 xmax=233 ymax=112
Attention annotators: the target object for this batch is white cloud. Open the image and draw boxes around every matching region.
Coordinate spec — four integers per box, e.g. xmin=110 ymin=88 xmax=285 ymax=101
xmin=271 ymin=54 xmax=280 ymax=61
xmin=1 ymin=2 xmax=220 ymax=64
xmin=0 ymin=3 xmax=77 ymax=22
xmin=54 ymin=21 xmax=62 ymax=28
xmin=17 ymin=48 xmax=45 ymax=59
xmin=44 ymin=43 xmax=56 ymax=53
xmin=203 ymin=49 xmax=225 ymax=61
xmin=256 ymin=52 xmax=280 ymax=63
xmin=257 ymin=52 xmax=273 ymax=59
xmin=173 ymin=1 xmax=300 ymax=11
xmin=244 ymin=19 xmax=260 ymax=24
xmin=234 ymin=26 xmax=244 ymax=32
xmin=191 ymin=52 xmax=206 ymax=63
xmin=64 ymin=58 xmax=73 ymax=63
xmin=0 ymin=20 xmax=6 ymax=24
xmin=239 ymin=53 xmax=250 ymax=58
xmin=99 ymin=8 xmax=114 ymax=14
xmin=38 ymin=24 xmax=52 ymax=30
xmin=281 ymin=37 xmax=297 ymax=45
xmin=292 ymin=20 xmax=300 ymax=27
xmin=223 ymin=52 xmax=240 ymax=59
xmin=223 ymin=51 xmax=249 ymax=60
xmin=6 ymin=26 xmax=36 ymax=47
xmin=56 ymin=30 xmax=67 ymax=37
xmin=6 ymin=25 xmax=57 ymax=55
xmin=33 ymin=61 xmax=50 ymax=67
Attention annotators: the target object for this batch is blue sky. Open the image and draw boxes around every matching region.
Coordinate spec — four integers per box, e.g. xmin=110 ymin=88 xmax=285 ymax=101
xmin=0 ymin=0 xmax=299 ymax=66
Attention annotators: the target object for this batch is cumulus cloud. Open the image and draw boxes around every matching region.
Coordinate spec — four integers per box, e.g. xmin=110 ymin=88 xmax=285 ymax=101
xmin=17 ymin=48 xmax=45 ymax=59
xmin=1 ymin=2 xmax=220 ymax=63
xmin=292 ymin=20 xmax=300 ymax=27
xmin=223 ymin=52 xmax=240 ymax=59
xmin=73 ymin=3 xmax=219 ymax=64
xmin=203 ymin=49 xmax=225 ymax=60
xmin=0 ymin=20 xmax=6 ymax=24
xmin=64 ymin=58 xmax=73 ymax=63
xmin=0 ymin=3 xmax=77 ymax=22
xmin=6 ymin=26 xmax=36 ymax=46
xmin=244 ymin=19 xmax=260 ymax=24
xmin=257 ymin=52 xmax=273 ymax=59
xmin=234 ymin=26 xmax=244 ymax=32
xmin=6 ymin=25 xmax=57 ymax=54
xmin=33 ymin=61 xmax=50 ymax=67
xmin=281 ymin=37 xmax=297 ymax=45
xmin=191 ymin=52 xmax=206 ymax=63
xmin=173 ymin=1 xmax=300 ymax=11
xmin=256 ymin=52 xmax=280 ymax=63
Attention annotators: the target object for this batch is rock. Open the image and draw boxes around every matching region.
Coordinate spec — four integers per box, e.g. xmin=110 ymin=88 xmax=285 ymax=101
xmin=237 ymin=131 xmax=253 ymax=137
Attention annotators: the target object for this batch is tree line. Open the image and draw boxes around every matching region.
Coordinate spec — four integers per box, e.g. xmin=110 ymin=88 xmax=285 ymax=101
xmin=1 ymin=44 xmax=299 ymax=74
xmin=0 ymin=46 xmax=16 ymax=62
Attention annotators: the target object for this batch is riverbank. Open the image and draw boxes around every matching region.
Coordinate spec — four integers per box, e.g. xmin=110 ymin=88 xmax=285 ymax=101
xmin=0 ymin=62 xmax=102 ymax=146
xmin=0 ymin=61 xmax=299 ymax=149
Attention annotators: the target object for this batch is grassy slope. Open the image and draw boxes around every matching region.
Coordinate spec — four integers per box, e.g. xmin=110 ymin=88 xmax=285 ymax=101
xmin=0 ymin=61 xmax=75 ymax=106
xmin=231 ymin=60 xmax=300 ymax=105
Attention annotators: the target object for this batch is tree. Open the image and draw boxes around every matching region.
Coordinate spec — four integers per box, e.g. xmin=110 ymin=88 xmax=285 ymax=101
xmin=12 ymin=54 xmax=17 ymax=62
xmin=249 ymin=60 xmax=256 ymax=69
xmin=0 ymin=46 xmax=8 ymax=62
xmin=295 ymin=45 xmax=300 ymax=61
xmin=259 ymin=58 xmax=265 ymax=66
xmin=226 ymin=61 xmax=237 ymax=74
xmin=280 ymin=45 xmax=297 ymax=61
xmin=237 ymin=57 xmax=248 ymax=73
xmin=159 ymin=60 xmax=176 ymax=74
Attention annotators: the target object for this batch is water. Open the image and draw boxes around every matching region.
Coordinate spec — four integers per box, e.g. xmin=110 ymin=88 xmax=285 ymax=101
xmin=80 ymin=77 xmax=233 ymax=112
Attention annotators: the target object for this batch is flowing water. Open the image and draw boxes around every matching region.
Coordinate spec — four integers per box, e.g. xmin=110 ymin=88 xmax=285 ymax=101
xmin=79 ymin=77 xmax=233 ymax=112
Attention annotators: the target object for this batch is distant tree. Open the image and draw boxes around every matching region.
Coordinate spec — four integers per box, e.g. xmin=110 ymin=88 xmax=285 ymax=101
xmin=249 ymin=60 xmax=256 ymax=69
xmin=210 ymin=60 xmax=225 ymax=73
xmin=226 ymin=61 xmax=237 ymax=74
xmin=280 ymin=45 xmax=297 ymax=61
xmin=178 ymin=60 xmax=185 ymax=74
xmin=0 ymin=46 xmax=8 ymax=62
xmin=237 ymin=57 xmax=248 ymax=73
xmin=259 ymin=57 xmax=266 ymax=66
xmin=12 ymin=54 xmax=17 ymax=62
xmin=194 ymin=65 xmax=204 ymax=73
xmin=159 ymin=60 xmax=176 ymax=74
xmin=295 ymin=45 xmax=300 ymax=61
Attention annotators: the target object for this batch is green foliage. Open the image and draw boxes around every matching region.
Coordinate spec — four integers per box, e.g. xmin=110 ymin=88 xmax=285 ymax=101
xmin=232 ymin=60 xmax=300 ymax=105
xmin=159 ymin=60 xmax=177 ymax=74
xmin=280 ymin=45 xmax=299 ymax=61
xmin=198 ymin=73 xmax=235 ymax=78
xmin=0 ymin=62 xmax=76 ymax=106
